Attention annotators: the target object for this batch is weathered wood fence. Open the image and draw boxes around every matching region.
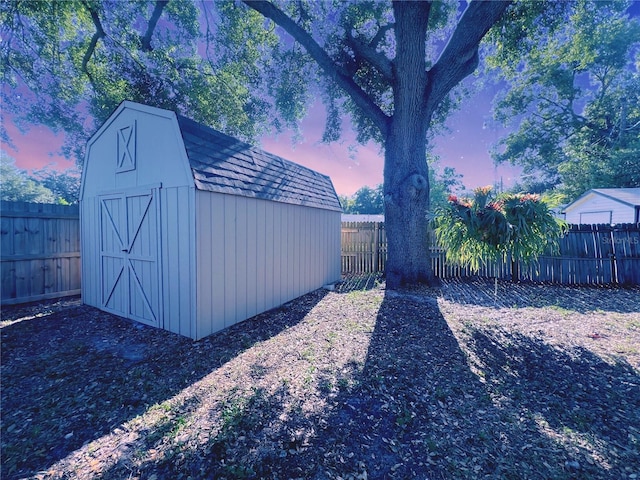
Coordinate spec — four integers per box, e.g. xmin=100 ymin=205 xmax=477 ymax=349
xmin=1 ymin=201 xmax=81 ymax=305
xmin=341 ymin=221 xmax=640 ymax=286
xmin=1 ymin=205 xmax=637 ymax=306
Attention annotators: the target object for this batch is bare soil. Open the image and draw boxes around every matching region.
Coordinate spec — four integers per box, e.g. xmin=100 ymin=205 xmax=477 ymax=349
xmin=2 ymin=277 xmax=639 ymax=480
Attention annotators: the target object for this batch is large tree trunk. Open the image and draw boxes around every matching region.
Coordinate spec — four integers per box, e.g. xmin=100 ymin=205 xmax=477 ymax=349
xmin=383 ymin=2 xmax=434 ymax=289
xmin=384 ymin=123 xmax=434 ymax=289
xmin=243 ymin=0 xmax=511 ymax=288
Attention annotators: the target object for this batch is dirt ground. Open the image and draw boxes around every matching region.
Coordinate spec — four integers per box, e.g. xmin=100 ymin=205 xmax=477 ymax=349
xmin=2 ymin=277 xmax=639 ymax=479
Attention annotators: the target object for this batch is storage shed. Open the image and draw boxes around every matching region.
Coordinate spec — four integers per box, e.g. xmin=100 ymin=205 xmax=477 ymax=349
xmin=80 ymin=101 xmax=342 ymax=340
xmin=562 ymin=188 xmax=640 ymax=225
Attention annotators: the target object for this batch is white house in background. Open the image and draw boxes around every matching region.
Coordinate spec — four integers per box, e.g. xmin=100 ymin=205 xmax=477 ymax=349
xmin=341 ymin=214 xmax=384 ymax=223
xmin=562 ymin=188 xmax=640 ymax=225
xmin=80 ymin=101 xmax=342 ymax=340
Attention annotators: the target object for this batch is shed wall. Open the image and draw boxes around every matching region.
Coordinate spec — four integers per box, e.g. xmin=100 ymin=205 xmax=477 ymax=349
xmin=159 ymin=186 xmax=197 ymax=337
xmin=81 ymin=107 xmax=192 ymax=199
xmin=81 ymin=186 xmax=196 ymax=336
xmin=565 ymin=195 xmax=635 ymax=224
xmin=195 ymin=191 xmax=341 ymax=339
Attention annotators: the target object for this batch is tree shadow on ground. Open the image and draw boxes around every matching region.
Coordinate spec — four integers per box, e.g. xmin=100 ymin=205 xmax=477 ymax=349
xmin=0 ymin=290 xmax=327 ymax=479
xmin=337 ymin=273 xmax=384 ymax=292
xmin=440 ymin=277 xmax=640 ymax=313
xmin=307 ymin=292 xmax=640 ymax=479
xmin=95 ymin=287 xmax=639 ymax=479
xmin=464 ymin=326 xmax=640 ymax=472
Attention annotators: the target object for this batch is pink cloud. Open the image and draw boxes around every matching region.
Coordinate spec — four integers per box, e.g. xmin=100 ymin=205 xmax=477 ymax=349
xmin=5 ymin=93 xmax=522 ymax=196
xmin=3 ymin=117 xmax=73 ymax=172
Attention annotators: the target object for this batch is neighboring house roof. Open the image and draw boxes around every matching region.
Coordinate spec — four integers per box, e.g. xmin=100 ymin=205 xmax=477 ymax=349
xmin=177 ymin=115 xmax=342 ymax=212
xmin=563 ymin=187 xmax=640 ymax=212
xmin=341 ymin=214 xmax=385 ymax=222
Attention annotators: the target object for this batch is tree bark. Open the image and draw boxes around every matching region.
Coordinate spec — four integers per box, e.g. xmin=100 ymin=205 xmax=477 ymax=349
xmin=242 ymin=0 xmax=511 ymax=288
xmin=384 ymin=126 xmax=433 ymax=288
xmin=383 ymin=2 xmax=433 ymax=289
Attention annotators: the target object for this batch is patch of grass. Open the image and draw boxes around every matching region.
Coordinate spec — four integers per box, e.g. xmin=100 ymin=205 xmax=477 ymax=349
xmin=299 ymin=347 xmax=315 ymax=362
xmin=337 ymin=376 xmax=351 ymax=390
xmin=319 ymin=378 xmax=334 ymax=393
xmin=219 ymin=464 xmax=256 ymax=478
xmin=169 ymin=415 xmax=187 ymax=439
xmin=625 ymin=318 xmax=640 ymax=331
xmin=221 ymin=395 xmax=251 ymax=433
xmin=548 ymin=305 xmax=573 ymax=316
xmin=395 ymin=407 xmax=415 ymax=428
xmin=325 ymin=330 xmax=338 ymax=346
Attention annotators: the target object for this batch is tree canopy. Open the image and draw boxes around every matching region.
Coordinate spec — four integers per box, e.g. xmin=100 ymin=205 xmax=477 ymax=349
xmin=5 ymin=0 xmax=634 ymax=286
xmin=0 ymin=152 xmax=80 ymax=204
xmin=1 ymin=0 xmax=283 ymax=160
xmin=1 ymin=153 xmax=54 ymax=203
xmin=487 ymin=0 xmax=640 ymax=199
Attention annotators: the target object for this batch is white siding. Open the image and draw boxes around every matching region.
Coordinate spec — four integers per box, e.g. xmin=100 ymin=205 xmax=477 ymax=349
xmin=159 ymin=186 xmax=196 ymax=338
xmin=81 ymin=102 xmax=196 ymax=338
xmin=195 ymin=191 xmax=341 ymax=339
xmin=80 ymin=197 xmax=100 ymax=307
xmin=565 ymin=194 xmax=636 ymax=224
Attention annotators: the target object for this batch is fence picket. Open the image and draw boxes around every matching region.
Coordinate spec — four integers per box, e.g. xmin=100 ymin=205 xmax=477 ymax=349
xmin=613 ymin=224 xmax=640 ymax=285
xmin=341 ymin=220 xmax=640 ymax=286
xmin=1 ymin=201 xmax=81 ymax=305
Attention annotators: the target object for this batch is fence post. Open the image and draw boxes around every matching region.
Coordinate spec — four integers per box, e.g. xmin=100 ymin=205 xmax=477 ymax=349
xmin=373 ymin=221 xmax=379 ymax=273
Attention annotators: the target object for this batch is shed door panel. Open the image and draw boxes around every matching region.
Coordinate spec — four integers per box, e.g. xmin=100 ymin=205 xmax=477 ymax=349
xmin=100 ymin=190 xmax=160 ymax=326
xmin=100 ymin=196 xmax=127 ymax=314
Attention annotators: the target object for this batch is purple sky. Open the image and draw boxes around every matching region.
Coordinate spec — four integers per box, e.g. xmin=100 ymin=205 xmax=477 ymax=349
xmin=1 ymin=1 xmax=529 ymax=197
xmin=6 ymin=2 xmax=640 ymax=197
xmin=4 ymin=85 xmax=521 ymax=197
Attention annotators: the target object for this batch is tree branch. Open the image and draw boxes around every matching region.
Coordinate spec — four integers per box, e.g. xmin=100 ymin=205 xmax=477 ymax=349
xmin=370 ymin=23 xmax=393 ymax=52
xmin=346 ymin=30 xmax=393 ymax=83
xmin=426 ymin=1 xmax=511 ymax=110
xmin=80 ymin=1 xmax=106 ymax=82
xmin=243 ymin=0 xmax=390 ymax=137
xmin=141 ymin=0 xmax=169 ymax=52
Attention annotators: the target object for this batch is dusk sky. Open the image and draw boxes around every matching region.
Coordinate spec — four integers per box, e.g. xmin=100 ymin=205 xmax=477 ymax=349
xmin=3 ymin=81 xmax=521 ymax=198
xmin=4 ymin=1 xmax=639 ymax=198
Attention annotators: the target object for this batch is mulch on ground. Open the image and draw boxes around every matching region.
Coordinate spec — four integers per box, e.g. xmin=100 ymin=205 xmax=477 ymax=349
xmin=1 ymin=278 xmax=639 ymax=480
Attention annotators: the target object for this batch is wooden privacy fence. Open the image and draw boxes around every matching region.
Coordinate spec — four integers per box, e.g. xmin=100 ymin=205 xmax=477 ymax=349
xmin=1 ymin=206 xmax=637 ymax=305
xmin=341 ymin=221 xmax=387 ymax=274
xmin=1 ymin=201 xmax=81 ymax=305
xmin=520 ymin=223 xmax=640 ymax=285
xmin=341 ymin=221 xmax=640 ymax=286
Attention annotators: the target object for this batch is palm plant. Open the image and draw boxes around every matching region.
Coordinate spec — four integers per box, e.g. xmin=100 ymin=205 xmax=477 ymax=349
xmin=433 ymin=186 xmax=566 ymax=281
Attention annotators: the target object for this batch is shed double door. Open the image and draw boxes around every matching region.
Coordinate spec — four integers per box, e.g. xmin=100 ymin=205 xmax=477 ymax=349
xmin=99 ymin=188 xmax=161 ymax=326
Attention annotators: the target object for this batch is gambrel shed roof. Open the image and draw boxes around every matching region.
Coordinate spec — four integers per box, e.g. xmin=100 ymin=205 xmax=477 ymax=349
xmin=177 ymin=115 xmax=342 ymax=212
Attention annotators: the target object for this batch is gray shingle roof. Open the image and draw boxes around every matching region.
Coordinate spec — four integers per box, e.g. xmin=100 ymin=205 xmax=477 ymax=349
xmin=177 ymin=115 xmax=342 ymax=212
xmin=592 ymin=188 xmax=640 ymax=207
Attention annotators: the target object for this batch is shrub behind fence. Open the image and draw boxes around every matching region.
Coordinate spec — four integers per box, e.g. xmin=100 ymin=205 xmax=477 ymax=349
xmin=341 ymin=221 xmax=640 ymax=285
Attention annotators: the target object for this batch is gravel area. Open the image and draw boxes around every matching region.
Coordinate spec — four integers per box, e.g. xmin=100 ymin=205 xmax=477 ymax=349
xmin=1 ymin=277 xmax=639 ymax=479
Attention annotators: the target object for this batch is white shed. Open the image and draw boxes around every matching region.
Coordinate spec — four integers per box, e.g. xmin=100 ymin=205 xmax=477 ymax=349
xmin=562 ymin=188 xmax=640 ymax=225
xmin=80 ymin=101 xmax=342 ymax=340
